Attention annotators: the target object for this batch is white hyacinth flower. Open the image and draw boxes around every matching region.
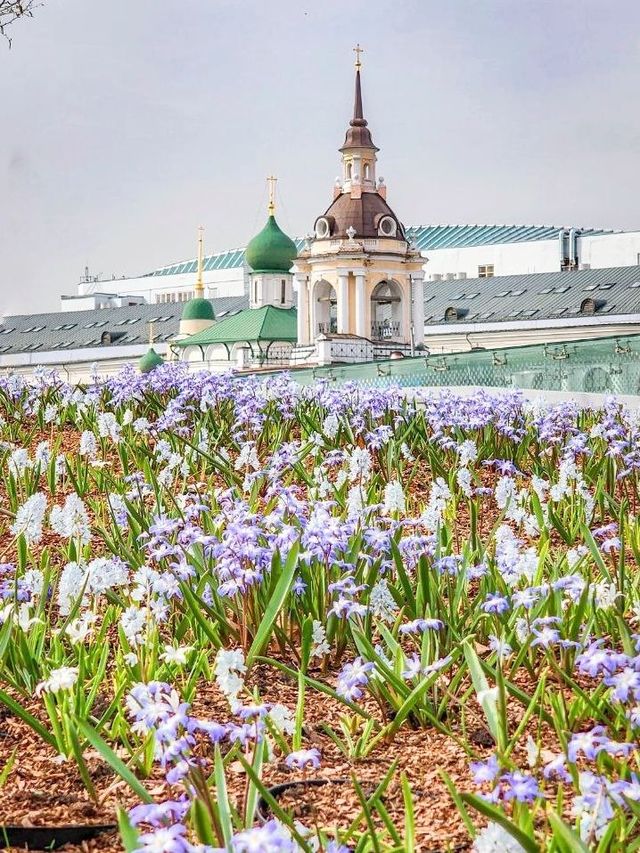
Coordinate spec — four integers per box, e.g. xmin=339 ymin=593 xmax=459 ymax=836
xmin=36 ymin=666 xmax=79 ymax=695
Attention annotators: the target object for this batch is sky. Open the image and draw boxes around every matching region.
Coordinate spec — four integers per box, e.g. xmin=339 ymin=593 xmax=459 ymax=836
xmin=1 ymin=0 xmax=640 ymax=315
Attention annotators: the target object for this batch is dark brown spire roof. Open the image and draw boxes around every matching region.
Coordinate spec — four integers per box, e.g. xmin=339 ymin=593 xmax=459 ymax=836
xmin=340 ymin=68 xmax=379 ymax=153
xmin=319 ymin=192 xmax=405 ymax=241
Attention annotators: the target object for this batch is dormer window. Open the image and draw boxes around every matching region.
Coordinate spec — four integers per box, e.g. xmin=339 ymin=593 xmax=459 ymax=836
xmin=378 ymin=216 xmax=397 ymax=238
xmin=580 ymin=297 xmax=596 ymax=314
xmin=315 ymin=217 xmax=331 ymax=239
xmin=444 ymin=306 xmax=458 ymax=322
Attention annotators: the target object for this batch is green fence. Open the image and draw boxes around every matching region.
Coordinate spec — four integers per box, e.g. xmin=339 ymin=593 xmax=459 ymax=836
xmin=286 ymin=334 xmax=640 ymax=394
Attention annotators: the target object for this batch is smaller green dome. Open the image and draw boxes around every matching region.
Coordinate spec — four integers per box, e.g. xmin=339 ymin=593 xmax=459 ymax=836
xmin=139 ymin=347 xmax=164 ymax=374
xmin=245 ymin=215 xmax=297 ymax=273
xmin=182 ymin=297 xmax=215 ymax=321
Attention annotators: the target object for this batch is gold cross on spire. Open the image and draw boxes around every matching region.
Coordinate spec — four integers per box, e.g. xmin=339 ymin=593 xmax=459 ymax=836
xmin=353 ymin=43 xmax=363 ymax=70
xmin=195 ymin=225 xmax=205 ymax=297
xmin=267 ymin=175 xmax=277 ymax=216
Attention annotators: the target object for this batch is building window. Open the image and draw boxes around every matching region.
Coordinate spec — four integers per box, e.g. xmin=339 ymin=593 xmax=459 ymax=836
xmin=346 ymin=162 xmax=352 ymax=180
xmin=253 ymin=280 xmax=258 ymax=304
xmin=281 ymin=280 xmax=286 ymax=304
xmin=364 ymin=163 xmax=370 ymax=180
xmin=478 ymin=265 xmax=494 ymax=278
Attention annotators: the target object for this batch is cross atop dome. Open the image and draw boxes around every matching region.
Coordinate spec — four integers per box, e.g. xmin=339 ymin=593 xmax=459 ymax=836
xmin=353 ymin=43 xmax=363 ymax=70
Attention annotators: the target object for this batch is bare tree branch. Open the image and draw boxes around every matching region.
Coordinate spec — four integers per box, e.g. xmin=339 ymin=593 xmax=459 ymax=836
xmin=0 ymin=0 xmax=42 ymax=47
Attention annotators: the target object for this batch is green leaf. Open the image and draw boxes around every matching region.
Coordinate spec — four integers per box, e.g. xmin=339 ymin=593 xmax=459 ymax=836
xmin=401 ymin=772 xmax=416 ymax=853
xmin=191 ymin=798 xmax=217 ymax=847
xmin=462 ymin=640 xmax=503 ymax=749
xmin=548 ymin=810 xmax=590 ymax=853
xmin=0 ymin=688 xmax=57 ymax=748
xmin=117 ymin=807 xmax=140 ymax=853
xmin=77 ymin=719 xmax=152 ymax=803
xmin=214 ymin=745 xmax=233 ymax=848
xmin=461 ymin=792 xmax=539 ymax=853
xmin=246 ymin=542 xmax=299 ymax=667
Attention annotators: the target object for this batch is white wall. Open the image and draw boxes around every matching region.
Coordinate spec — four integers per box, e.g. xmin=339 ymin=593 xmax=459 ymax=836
xmin=578 ymin=231 xmax=640 ymax=271
xmin=423 ymin=238 xmax=562 ymax=281
xmin=423 ymin=315 xmax=640 ymax=353
xmin=77 ymin=266 xmax=248 ymax=304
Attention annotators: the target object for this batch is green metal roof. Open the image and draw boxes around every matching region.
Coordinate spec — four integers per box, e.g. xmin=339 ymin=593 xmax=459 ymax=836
xmin=146 ymin=225 xmax=612 ymax=277
xmin=181 ymin=297 xmax=215 ymax=321
xmin=139 ymin=347 xmax=164 ymax=373
xmin=245 ymin=215 xmax=298 ymax=273
xmin=174 ymin=306 xmax=297 ymax=347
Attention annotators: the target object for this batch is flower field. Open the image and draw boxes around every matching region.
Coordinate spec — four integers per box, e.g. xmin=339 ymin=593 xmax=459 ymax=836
xmin=1 ymin=364 xmax=640 ymax=852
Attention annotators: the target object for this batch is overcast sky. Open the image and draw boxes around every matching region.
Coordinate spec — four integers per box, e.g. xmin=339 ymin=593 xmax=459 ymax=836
xmin=1 ymin=0 xmax=640 ymax=315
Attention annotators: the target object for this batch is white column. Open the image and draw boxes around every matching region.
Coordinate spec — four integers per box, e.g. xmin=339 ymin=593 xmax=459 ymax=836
xmin=411 ymin=272 xmax=425 ymax=348
xmin=309 ymin=281 xmax=318 ymax=340
xmin=337 ymin=273 xmax=349 ymax=334
xmin=354 ymin=272 xmax=366 ymax=338
xmin=296 ymin=275 xmax=308 ymax=344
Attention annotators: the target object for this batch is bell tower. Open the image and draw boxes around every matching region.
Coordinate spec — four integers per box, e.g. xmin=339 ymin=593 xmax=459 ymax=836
xmin=339 ymin=44 xmax=379 ymax=198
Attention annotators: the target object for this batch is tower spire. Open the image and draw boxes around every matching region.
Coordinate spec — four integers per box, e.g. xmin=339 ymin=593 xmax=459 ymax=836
xmin=351 ymin=44 xmax=366 ymax=127
xmin=195 ymin=226 xmax=204 ymax=298
xmin=267 ymin=175 xmax=277 ymax=216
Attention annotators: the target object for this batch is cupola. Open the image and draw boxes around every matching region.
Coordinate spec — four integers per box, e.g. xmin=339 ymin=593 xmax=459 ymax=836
xmin=246 ymin=177 xmax=297 ymax=309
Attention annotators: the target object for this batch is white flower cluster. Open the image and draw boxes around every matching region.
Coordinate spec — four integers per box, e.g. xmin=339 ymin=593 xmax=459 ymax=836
xmin=549 ymin=456 xmax=595 ymax=520
xmin=322 ymin=412 xmax=339 ymax=440
xmin=472 ymin=822 xmax=526 ymax=852
xmin=348 ymin=447 xmax=372 ymax=483
xmin=50 ymin=494 xmax=91 ymax=544
xmin=79 ymin=430 xmax=97 ymax=459
xmin=97 ymin=412 xmax=120 ymax=442
xmin=382 ymin=480 xmax=405 ymax=515
xmin=235 ymin=442 xmax=260 ymax=472
xmin=58 ymin=556 xmax=129 ymax=614
xmin=11 ymin=492 xmax=47 ymax=545
xmin=214 ymin=647 xmax=247 ymax=708
xmin=35 ymin=666 xmax=79 ymax=695
xmin=421 ymin=477 xmax=451 ymax=532
xmin=369 ymin=578 xmax=398 ymax=622
xmin=8 ymin=448 xmax=31 ymax=478
xmin=310 ymin=620 xmax=330 ymax=658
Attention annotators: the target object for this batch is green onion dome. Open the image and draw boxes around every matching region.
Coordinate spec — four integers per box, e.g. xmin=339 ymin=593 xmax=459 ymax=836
xmin=139 ymin=347 xmax=164 ymax=373
xmin=245 ymin=215 xmax=297 ymax=273
xmin=181 ymin=297 xmax=215 ymax=321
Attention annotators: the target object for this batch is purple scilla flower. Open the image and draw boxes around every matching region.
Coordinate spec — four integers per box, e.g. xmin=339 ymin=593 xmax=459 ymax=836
xmin=129 ymin=798 xmax=189 ymax=827
xmin=284 ymin=748 xmax=321 ymax=770
xmin=191 ymin=719 xmax=228 ymax=743
xmin=231 ymin=819 xmax=297 ymax=852
xmin=402 ymin=653 xmax=423 ymax=680
xmin=336 ymin=656 xmax=374 ymax=701
xmin=566 ymin=726 xmax=626 ymax=763
xmin=500 ymin=771 xmax=540 ymax=803
xmin=466 ymin=562 xmax=488 ymax=580
xmin=610 ymin=773 xmax=640 ymax=803
xmin=133 ymin=822 xmax=190 ymax=853
xmin=604 ymin=667 xmax=640 ymax=703
xmin=292 ymin=576 xmax=306 ymax=595
xmin=399 ymin=617 xmax=444 ymax=634
xmin=482 ymin=593 xmax=510 ymax=615
xmin=330 ymin=596 xmax=367 ymax=619
xmin=530 ymin=626 xmax=561 ymax=648
xmin=576 ymin=641 xmax=627 ymax=678
xmin=543 ymin=754 xmax=571 ymax=783
xmin=601 ymin=537 xmax=621 ymax=553
xmin=488 ymin=635 xmax=512 ymax=658
xmin=434 ymin=555 xmax=461 ymax=576
xmin=470 ymin=754 xmax=500 ymax=785
xmin=236 ymin=703 xmax=270 ymax=721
